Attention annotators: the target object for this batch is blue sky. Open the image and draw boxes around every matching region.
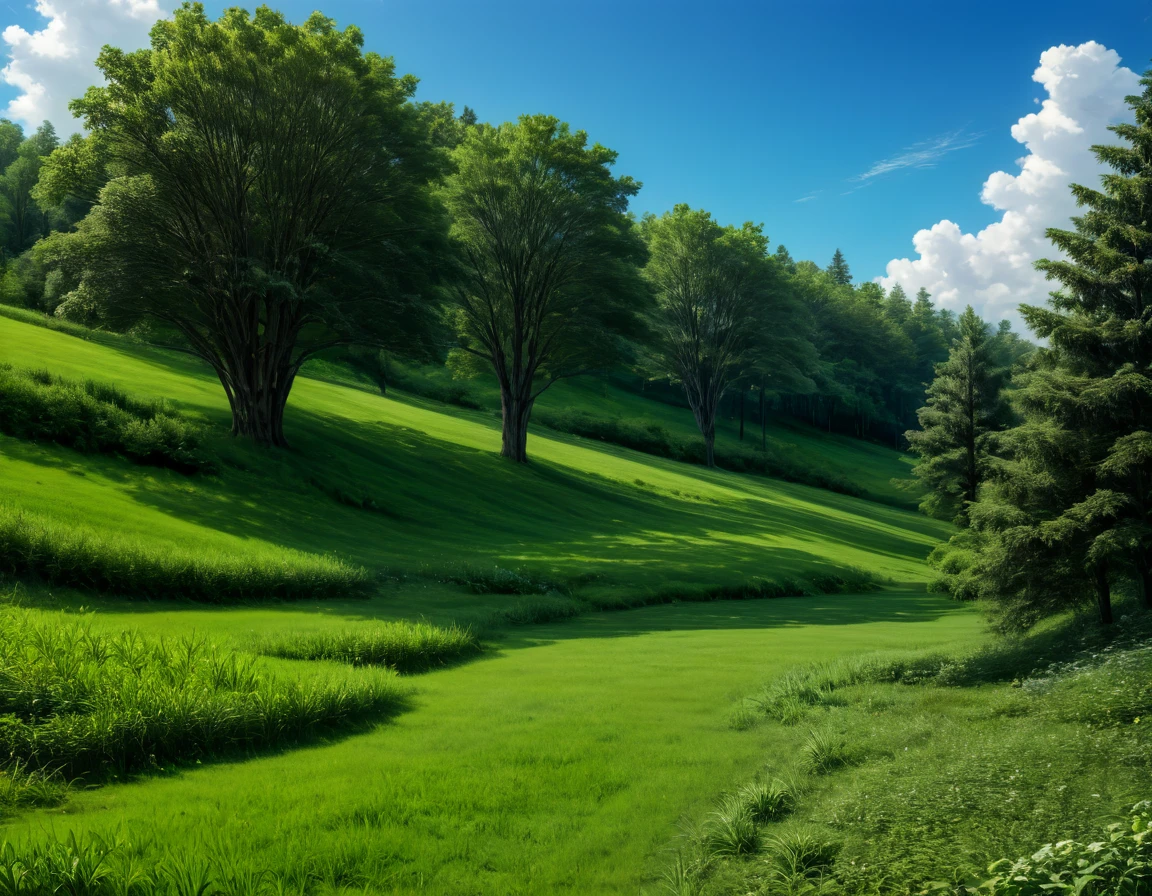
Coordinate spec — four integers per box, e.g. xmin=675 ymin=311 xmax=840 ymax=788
xmin=0 ymin=0 xmax=1148 ymax=290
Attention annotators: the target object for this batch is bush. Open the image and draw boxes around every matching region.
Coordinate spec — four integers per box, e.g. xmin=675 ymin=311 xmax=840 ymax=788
xmin=255 ymin=621 xmax=481 ymax=673
xmin=0 ymin=506 xmax=372 ymax=601
xmin=0 ymin=611 xmax=403 ymax=783
xmin=0 ymin=364 xmax=214 ymax=473
xmin=975 ymin=802 xmax=1152 ymax=896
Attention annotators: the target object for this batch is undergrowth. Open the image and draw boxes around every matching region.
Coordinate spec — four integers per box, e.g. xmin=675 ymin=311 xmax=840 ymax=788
xmin=254 ymin=621 xmax=481 ymax=673
xmin=0 ymin=506 xmax=371 ymax=601
xmin=667 ymin=608 xmax=1152 ymax=895
xmin=0 ymin=364 xmax=213 ymax=474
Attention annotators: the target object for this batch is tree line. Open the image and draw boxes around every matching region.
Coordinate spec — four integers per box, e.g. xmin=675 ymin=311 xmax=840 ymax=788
xmin=3 ymin=4 xmax=1014 ymax=463
xmin=907 ymin=68 xmax=1152 ymax=634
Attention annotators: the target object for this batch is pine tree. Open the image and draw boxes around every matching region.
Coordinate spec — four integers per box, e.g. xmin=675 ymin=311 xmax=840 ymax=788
xmin=1020 ymin=66 xmax=1152 ymax=612
xmin=826 ymin=248 xmax=852 ymax=285
xmin=906 ymin=307 xmax=1011 ymax=523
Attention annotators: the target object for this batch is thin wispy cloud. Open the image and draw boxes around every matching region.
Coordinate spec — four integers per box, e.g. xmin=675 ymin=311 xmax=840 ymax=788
xmin=793 ymin=192 xmax=820 ymax=203
xmin=853 ymin=130 xmax=981 ymax=182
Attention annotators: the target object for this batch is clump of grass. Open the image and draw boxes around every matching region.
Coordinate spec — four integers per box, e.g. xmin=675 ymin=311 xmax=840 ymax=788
xmin=705 ymin=794 xmax=761 ymax=857
xmin=0 ymin=505 xmax=371 ymax=601
xmin=739 ymin=777 xmax=794 ymax=822
xmin=763 ymin=828 xmax=840 ymax=894
xmin=498 ymin=595 xmax=584 ymax=625
xmin=0 ymin=610 xmax=402 ymax=783
xmin=0 ymin=363 xmax=214 ymax=473
xmin=255 ymin=621 xmax=481 ymax=673
xmin=800 ymin=728 xmax=850 ymax=774
xmin=0 ymin=762 xmax=66 ymax=816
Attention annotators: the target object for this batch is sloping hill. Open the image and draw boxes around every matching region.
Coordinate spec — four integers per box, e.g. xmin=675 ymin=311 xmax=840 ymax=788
xmin=0 ymin=311 xmax=948 ymax=601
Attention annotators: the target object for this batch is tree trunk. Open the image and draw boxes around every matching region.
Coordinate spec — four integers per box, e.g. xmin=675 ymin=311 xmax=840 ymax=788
xmin=738 ymin=388 xmax=745 ymax=441
xmin=759 ymin=386 xmax=766 ymax=452
xmin=703 ymin=424 xmax=716 ymax=468
xmin=1095 ymin=561 xmax=1114 ymax=625
xmin=222 ymin=365 xmax=294 ymax=448
xmin=1136 ymin=553 xmax=1152 ymax=610
xmin=500 ymin=389 xmax=534 ymax=463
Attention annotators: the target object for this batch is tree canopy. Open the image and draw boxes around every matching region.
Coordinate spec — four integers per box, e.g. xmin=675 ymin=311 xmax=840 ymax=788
xmin=444 ymin=114 xmax=648 ymax=462
xmin=38 ymin=4 xmax=449 ymax=446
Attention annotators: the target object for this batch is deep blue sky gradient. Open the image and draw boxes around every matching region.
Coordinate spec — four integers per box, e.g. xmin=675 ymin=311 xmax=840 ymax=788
xmin=4 ymin=0 xmax=1149 ymax=280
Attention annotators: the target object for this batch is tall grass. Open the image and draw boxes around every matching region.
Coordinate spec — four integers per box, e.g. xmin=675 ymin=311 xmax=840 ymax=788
xmin=0 ymin=611 xmax=403 ymax=783
xmin=0 ymin=506 xmax=371 ymax=601
xmin=0 ymin=364 xmax=213 ymax=473
xmin=254 ymin=621 xmax=481 ymax=673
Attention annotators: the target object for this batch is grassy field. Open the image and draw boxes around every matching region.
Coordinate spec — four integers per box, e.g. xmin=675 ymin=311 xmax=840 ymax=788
xmin=2 ymin=590 xmax=982 ymax=894
xmin=5 ymin=307 xmax=1142 ymax=894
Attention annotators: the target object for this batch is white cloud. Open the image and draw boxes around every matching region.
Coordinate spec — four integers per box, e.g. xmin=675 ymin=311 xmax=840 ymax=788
xmin=2 ymin=0 xmax=168 ymax=136
xmin=879 ymin=42 xmax=1140 ymax=333
xmin=854 ymin=130 xmax=981 ymax=182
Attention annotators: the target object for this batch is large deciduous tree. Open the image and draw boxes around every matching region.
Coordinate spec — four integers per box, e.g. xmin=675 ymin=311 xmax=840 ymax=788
xmin=643 ymin=205 xmax=777 ymax=468
xmin=41 ymin=4 xmax=448 ymax=447
xmin=444 ymin=114 xmax=648 ymax=463
xmin=906 ymin=306 xmax=1011 ymax=523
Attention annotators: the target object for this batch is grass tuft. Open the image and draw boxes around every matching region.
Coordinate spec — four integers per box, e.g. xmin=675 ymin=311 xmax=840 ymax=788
xmin=739 ymin=777 xmax=794 ymax=822
xmin=254 ymin=621 xmax=481 ymax=673
xmin=0 ymin=506 xmax=372 ymax=602
xmin=704 ymin=794 xmax=762 ymax=857
xmin=800 ymin=728 xmax=850 ymax=775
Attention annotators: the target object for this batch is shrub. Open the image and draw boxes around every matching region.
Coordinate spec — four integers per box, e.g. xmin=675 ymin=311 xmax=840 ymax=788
xmin=0 ymin=364 xmax=213 ymax=473
xmin=800 ymin=728 xmax=850 ymax=774
xmin=255 ymin=621 xmax=481 ymax=673
xmin=975 ymin=802 xmax=1152 ymax=896
xmin=0 ymin=506 xmax=371 ymax=601
xmin=0 ymin=611 xmax=403 ymax=782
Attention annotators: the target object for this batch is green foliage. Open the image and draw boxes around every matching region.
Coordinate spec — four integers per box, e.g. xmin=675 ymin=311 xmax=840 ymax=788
xmin=705 ymin=794 xmax=762 ymax=857
xmin=46 ymin=5 xmax=449 ymax=447
xmin=642 ymin=205 xmax=787 ymax=468
xmin=0 ymin=610 xmax=402 ymax=782
xmin=826 ymin=248 xmax=852 ymax=285
xmin=739 ymin=778 xmax=795 ymax=823
xmin=974 ymin=803 xmax=1152 ymax=896
xmin=939 ymin=66 xmax=1152 ymax=631
xmin=800 ymin=728 xmax=850 ymax=774
xmin=0 ymin=506 xmax=371 ymax=602
xmin=0 ymin=364 xmax=212 ymax=473
xmin=445 ymin=113 xmax=648 ymax=462
xmin=907 ymin=306 xmax=1012 ymax=523
xmin=254 ymin=621 xmax=481 ymax=673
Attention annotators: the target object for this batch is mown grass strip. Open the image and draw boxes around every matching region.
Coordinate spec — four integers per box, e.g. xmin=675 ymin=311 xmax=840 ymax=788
xmin=255 ymin=621 xmax=481 ymax=673
xmin=0 ymin=506 xmax=372 ymax=602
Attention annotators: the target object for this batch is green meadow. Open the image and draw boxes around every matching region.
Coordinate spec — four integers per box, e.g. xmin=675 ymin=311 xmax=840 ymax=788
xmin=0 ymin=309 xmax=1148 ymax=894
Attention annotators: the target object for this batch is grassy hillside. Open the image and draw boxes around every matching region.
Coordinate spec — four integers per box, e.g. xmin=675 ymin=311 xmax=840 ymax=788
xmin=0 ymin=311 xmax=946 ymax=599
xmin=0 ymin=307 xmax=970 ymax=892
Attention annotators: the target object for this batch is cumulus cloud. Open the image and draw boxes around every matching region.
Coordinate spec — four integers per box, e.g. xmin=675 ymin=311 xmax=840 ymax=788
xmin=2 ymin=0 xmax=168 ymax=136
xmin=879 ymin=42 xmax=1140 ymax=333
